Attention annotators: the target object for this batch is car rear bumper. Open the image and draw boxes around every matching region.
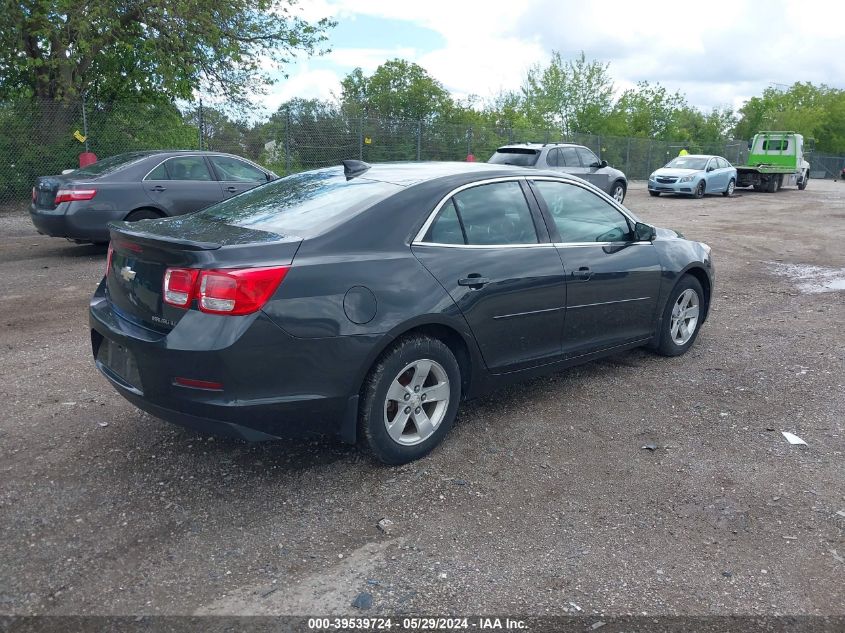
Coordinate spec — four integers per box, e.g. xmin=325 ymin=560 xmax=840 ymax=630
xmin=89 ymin=280 xmax=378 ymax=442
xmin=30 ymin=202 xmax=123 ymax=243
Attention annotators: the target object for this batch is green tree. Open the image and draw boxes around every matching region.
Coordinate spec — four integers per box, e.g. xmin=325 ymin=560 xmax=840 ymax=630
xmin=521 ymin=51 xmax=614 ymax=135
xmin=733 ymin=82 xmax=844 ymax=152
xmin=611 ymin=81 xmax=688 ymax=139
xmin=0 ymin=0 xmax=334 ymax=102
xmin=340 ymin=59 xmax=453 ymax=122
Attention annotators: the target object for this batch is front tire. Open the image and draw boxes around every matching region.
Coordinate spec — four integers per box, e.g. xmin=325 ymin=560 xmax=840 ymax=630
xmin=359 ymin=335 xmax=461 ymax=464
xmin=798 ymin=170 xmax=808 ymax=190
xmin=693 ymin=181 xmax=705 ymax=199
xmin=654 ymin=275 xmax=705 ymax=357
xmin=611 ymin=181 xmax=626 ymax=203
xmin=649 ymin=190 xmax=660 ymax=197
xmin=722 ymin=179 xmax=735 ymax=197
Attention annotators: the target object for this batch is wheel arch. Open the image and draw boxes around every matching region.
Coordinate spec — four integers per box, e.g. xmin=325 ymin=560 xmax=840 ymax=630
xmin=124 ymin=205 xmax=167 ymax=221
xmin=679 ymin=264 xmax=712 ymax=321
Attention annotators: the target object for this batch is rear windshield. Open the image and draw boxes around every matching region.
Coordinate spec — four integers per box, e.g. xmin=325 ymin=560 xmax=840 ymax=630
xmin=196 ymin=169 xmax=402 ymax=236
xmin=665 ymin=156 xmax=708 ymax=170
xmin=488 ymin=148 xmax=540 ymax=167
xmin=71 ymin=152 xmax=152 ymax=177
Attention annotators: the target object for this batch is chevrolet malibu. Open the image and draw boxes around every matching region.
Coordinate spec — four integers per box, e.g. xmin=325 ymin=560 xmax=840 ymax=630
xmin=90 ymin=161 xmax=714 ymax=464
xmin=648 ymin=155 xmax=737 ymax=198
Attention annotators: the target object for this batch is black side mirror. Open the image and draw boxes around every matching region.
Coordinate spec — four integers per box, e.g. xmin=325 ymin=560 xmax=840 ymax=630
xmin=634 ymin=222 xmax=656 ymax=242
xmin=706 ymin=166 xmax=714 ymax=172
xmin=266 ymin=172 xmax=274 ymax=182
xmin=600 ymin=159 xmax=608 ymax=168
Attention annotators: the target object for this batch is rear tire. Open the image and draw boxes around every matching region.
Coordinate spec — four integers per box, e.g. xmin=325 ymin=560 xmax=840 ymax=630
xmin=124 ymin=208 xmax=163 ymax=222
xmin=722 ymin=179 xmax=735 ymax=197
xmin=765 ymin=176 xmax=777 ymax=193
xmin=654 ymin=275 xmax=705 ymax=357
xmin=359 ymin=335 xmax=461 ymax=465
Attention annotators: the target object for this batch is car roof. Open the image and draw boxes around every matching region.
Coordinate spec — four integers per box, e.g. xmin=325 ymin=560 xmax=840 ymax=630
xmin=326 ymin=161 xmax=586 ymax=187
xmin=495 ymin=143 xmax=587 ymax=151
xmin=676 ymin=154 xmax=719 ymax=159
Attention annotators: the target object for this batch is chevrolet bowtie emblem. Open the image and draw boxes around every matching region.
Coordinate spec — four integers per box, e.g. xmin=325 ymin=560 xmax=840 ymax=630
xmin=120 ymin=266 xmax=137 ymax=282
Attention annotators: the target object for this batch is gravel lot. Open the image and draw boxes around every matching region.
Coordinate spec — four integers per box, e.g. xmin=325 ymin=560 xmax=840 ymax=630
xmin=1 ymin=180 xmax=843 ymax=618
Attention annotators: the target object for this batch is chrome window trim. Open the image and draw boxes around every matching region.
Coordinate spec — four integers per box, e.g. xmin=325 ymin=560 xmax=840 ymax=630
xmin=142 ymin=154 xmax=211 ymax=182
xmin=142 ymin=154 xmax=270 ymax=182
xmin=412 ymin=175 xmax=652 ymax=249
xmin=412 ymin=176 xmax=540 ymax=246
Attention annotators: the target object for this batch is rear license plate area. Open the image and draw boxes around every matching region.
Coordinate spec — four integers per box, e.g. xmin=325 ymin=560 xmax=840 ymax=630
xmin=96 ymin=339 xmax=142 ymax=391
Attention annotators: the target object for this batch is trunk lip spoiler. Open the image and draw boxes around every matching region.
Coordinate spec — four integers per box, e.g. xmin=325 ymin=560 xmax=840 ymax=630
xmin=109 ymin=224 xmax=222 ymax=251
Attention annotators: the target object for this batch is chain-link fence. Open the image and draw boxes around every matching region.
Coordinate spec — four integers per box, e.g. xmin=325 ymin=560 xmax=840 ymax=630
xmin=2 ymin=98 xmax=843 ymax=207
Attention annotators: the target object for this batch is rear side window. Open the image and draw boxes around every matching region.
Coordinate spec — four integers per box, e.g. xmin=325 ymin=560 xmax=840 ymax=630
xmin=424 ymin=181 xmax=537 ymax=246
xmin=197 ymin=169 xmax=401 ymax=237
xmin=144 ymin=157 xmax=218 ymax=181
xmin=488 ymin=148 xmax=540 ymax=167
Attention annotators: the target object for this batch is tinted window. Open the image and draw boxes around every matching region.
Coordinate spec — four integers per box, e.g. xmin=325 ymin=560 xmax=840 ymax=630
xmin=146 ymin=162 xmax=168 ymax=180
xmin=72 ymin=152 xmax=152 ymax=177
xmin=452 ymin=181 xmax=538 ymax=245
xmin=719 ymin=158 xmax=731 ymax=169
xmin=197 ymin=169 xmax=400 ymax=237
xmin=488 ymin=149 xmax=540 ymax=167
xmin=210 ymin=156 xmax=266 ymax=182
xmin=533 ymin=180 xmax=631 ymax=243
xmin=575 ymin=147 xmax=599 ymax=167
xmin=560 ymin=147 xmax=580 ymax=167
xmin=424 ymin=200 xmax=465 ymax=244
xmin=165 ymin=157 xmax=213 ymax=181
xmin=546 ymin=148 xmax=560 ymax=167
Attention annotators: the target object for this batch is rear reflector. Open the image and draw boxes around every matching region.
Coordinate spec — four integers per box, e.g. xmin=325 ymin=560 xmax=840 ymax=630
xmin=55 ymin=188 xmax=97 ymax=204
xmin=162 ymin=266 xmax=289 ymax=315
xmin=105 ymin=243 xmax=114 ymax=278
xmin=173 ymin=377 xmax=224 ymax=391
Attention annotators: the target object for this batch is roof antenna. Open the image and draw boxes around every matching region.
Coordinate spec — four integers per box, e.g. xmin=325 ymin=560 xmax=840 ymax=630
xmin=343 ymin=159 xmax=371 ymax=180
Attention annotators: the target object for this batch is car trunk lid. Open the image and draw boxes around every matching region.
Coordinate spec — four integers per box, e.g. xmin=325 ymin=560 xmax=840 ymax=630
xmin=106 ymin=215 xmax=301 ymax=333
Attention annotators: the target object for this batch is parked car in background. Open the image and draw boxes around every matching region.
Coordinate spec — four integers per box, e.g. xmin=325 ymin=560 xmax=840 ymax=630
xmin=30 ymin=151 xmax=277 ymax=244
xmin=91 ymin=160 xmax=713 ymax=465
xmin=648 ymin=155 xmax=737 ymax=198
xmin=489 ymin=143 xmax=628 ymax=203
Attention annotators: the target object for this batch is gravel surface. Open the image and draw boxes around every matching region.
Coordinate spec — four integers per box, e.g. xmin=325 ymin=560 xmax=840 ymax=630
xmin=1 ymin=180 xmax=843 ymax=617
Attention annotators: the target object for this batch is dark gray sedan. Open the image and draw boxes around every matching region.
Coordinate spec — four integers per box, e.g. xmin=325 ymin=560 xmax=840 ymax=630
xmin=91 ymin=161 xmax=713 ymax=464
xmin=30 ymin=151 xmax=277 ymax=244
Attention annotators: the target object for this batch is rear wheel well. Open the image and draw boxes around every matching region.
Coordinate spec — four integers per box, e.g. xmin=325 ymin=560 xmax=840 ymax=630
xmin=683 ymin=267 xmax=711 ymax=319
xmin=124 ymin=207 xmax=165 ymax=221
xmin=366 ymin=324 xmax=473 ymax=400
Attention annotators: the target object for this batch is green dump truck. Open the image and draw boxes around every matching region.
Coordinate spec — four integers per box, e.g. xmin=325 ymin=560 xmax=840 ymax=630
xmin=735 ymin=131 xmax=810 ymax=192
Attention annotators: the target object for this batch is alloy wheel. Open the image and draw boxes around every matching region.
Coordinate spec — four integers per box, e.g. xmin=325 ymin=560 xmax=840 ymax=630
xmin=383 ymin=359 xmax=450 ymax=446
xmin=670 ymin=289 xmax=700 ymax=346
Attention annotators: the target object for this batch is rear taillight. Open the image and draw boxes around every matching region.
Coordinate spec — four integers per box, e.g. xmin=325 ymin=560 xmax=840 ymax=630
xmin=105 ymin=243 xmax=114 ymax=278
xmin=162 ymin=266 xmax=288 ymax=315
xmin=55 ymin=188 xmax=97 ymax=204
xmin=163 ymin=268 xmax=199 ymax=307
xmin=32 ymin=187 xmax=36 ymax=203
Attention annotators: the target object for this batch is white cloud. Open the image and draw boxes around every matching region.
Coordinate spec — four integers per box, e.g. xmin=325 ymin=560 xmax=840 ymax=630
xmin=260 ymin=67 xmax=341 ymax=113
xmin=267 ymin=0 xmax=845 ymax=114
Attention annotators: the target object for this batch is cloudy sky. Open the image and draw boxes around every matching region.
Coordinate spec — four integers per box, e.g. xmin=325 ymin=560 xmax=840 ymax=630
xmin=259 ymin=0 xmax=845 ymax=115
